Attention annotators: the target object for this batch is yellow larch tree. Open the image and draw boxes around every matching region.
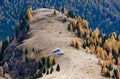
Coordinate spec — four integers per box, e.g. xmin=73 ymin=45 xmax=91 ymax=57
xmin=64 ymin=8 xmax=68 ymax=15
xmin=90 ymin=45 xmax=95 ymax=54
xmin=54 ymin=10 xmax=59 ymax=16
xmin=71 ymin=38 xmax=76 ymax=47
xmin=49 ymin=56 xmax=54 ymax=65
xmin=41 ymin=51 xmax=46 ymax=58
xmin=76 ymin=41 xmax=81 ymax=49
xmin=101 ymin=66 xmax=108 ymax=75
xmin=82 ymin=20 xmax=89 ymax=29
xmin=70 ymin=23 xmax=73 ymax=32
xmin=27 ymin=8 xmax=33 ymax=22
xmin=117 ymin=70 xmax=120 ymax=79
xmin=117 ymin=57 xmax=120 ymax=65
xmin=79 ymin=26 xmax=84 ymax=37
xmin=29 ymin=52 xmax=35 ymax=60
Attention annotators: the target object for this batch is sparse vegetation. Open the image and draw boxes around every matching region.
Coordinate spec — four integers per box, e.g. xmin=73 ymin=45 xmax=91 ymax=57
xmin=50 ymin=66 xmax=54 ymax=74
xmin=28 ymin=49 xmax=59 ymax=79
xmin=56 ymin=64 xmax=60 ymax=72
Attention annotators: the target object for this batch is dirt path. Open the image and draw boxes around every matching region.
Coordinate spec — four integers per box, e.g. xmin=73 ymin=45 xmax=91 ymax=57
xmin=21 ymin=8 xmax=108 ymax=79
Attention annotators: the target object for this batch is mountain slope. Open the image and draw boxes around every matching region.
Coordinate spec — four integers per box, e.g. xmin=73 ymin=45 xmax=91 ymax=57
xmin=0 ymin=0 xmax=120 ymax=40
xmin=21 ymin=8 xmax=107 ymax=79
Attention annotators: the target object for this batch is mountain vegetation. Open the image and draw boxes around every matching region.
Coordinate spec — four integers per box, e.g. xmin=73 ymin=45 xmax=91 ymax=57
xmin=0 ymin=0 xmax=120 ymax=40
xmin=68 ymin=12 xmax=120 ymax=79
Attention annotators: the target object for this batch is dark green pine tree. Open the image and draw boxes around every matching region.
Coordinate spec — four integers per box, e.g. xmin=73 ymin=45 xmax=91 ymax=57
xmin=38 ymin=60 xmax=43 ymax=70
xmin=32 ymin=47 xmax=35 ymax=52
xmin=50 ymin=66 xmax=54 ymax=74
xmin=38 ymin=71 xmax=43 ymax=78
xmin=25 ymin=48 xmax=28 ymax=55
xmin=68 ymin=24 xmax=70 ymax=31
xmin=42 ymin=67 xmax=46 ymax=74
xmin=41 ymin=57 xmax=46 ymax=65
xmin=46 ymin=70 xmax=49 ymax=75
xmin=47 ymin=57 xmax=50 ymax=68
xmin=56 ymin=64 xmax=60 ymax=72
xmin=26 ymin=24 xmax=30 ymax=31
xmin=25 ymin=56 xmax=28 ymax=63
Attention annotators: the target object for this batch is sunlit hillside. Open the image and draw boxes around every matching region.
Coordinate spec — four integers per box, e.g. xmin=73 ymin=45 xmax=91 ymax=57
xmin=0 ymin=0 xmax=120 ymax=40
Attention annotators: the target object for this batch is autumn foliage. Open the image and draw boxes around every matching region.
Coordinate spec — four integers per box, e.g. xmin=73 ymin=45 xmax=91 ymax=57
xmin=68 ymin=13 xmax=120 ymax=78
xmin=27 ymin=7 xmax=33 ymax=22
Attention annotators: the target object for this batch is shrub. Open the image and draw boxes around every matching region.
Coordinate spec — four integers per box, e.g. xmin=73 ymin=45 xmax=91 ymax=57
xmin=56 ymin=64 xmax=60 ymax=72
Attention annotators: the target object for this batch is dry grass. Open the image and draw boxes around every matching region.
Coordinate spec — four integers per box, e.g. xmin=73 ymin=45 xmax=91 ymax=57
xmin=19 ymin=8 xmax=108 ymax=79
